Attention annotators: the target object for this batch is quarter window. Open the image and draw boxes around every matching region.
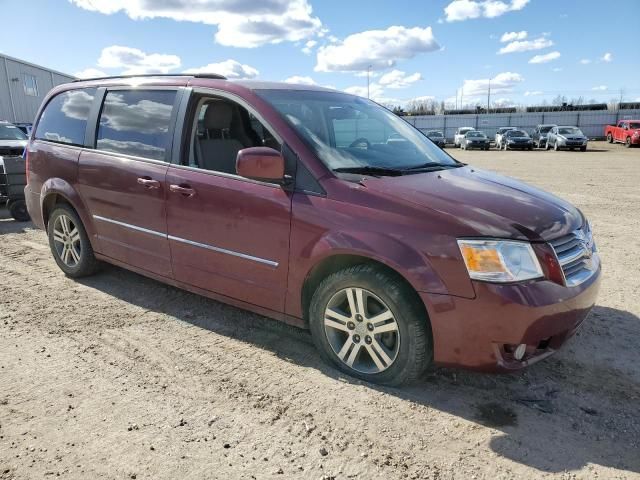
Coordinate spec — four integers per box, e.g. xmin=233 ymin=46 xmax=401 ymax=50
xmin=35 ymin=88 xmax=96 ymax=146
xmin=96 ymin=90 xmax=176 ymax=161
xmin=23 ymin=74 xmax=38 ymax=96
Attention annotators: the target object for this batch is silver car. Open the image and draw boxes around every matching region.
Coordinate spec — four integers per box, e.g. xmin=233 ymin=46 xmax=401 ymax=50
xmin=546 ymin=126 xmax=588 ymax=152
xmin=461 ymin=130 xmax=490 ymax=150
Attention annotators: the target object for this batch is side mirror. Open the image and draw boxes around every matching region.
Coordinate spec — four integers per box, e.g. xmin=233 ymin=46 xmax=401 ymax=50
xmin=236 ymin=147 xmax=286 ymax=183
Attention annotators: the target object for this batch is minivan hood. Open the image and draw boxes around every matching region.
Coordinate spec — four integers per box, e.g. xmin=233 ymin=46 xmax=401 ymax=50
xmin=366 ymin=166 xmax=582 ymax=241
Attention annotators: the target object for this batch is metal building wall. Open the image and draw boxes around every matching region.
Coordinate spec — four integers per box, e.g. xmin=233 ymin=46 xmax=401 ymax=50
xmin=404 ymin=110 xmax=640 ymax=141
xmin=0 ymin=54 xmax=75 ymax=124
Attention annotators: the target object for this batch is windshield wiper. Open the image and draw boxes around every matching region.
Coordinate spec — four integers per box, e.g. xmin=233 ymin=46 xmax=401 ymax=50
xmin=402 ymin=162 xmax=464 ymax=172
xmin=332 ymin=166 xmax=404 ymax=176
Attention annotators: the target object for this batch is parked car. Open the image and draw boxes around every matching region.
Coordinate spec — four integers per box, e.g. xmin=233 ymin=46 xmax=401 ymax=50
xmin=494 ymin=127 xmax=516 ymax=149
xmin=502 ymin=129 xmax=534 ymax=150
xmin=426 ymin=130 xmax=446 ymax=148
xmin=546 ymin=126 xmax=588 ymax=151
xmin=454 ymin=127 xmax=475 ymax=147
xmin=0 ymin=121 xmax=28 ymax=157
xmin=13 ymin=122 xmax=33 ymax=136
xmin=461 ymin=130 xmax=490 ymax=150
xmin=0 ymin=154 xmax=30 ymax=221
xmin=25 ymin=74 xmax=601 ymax=386
xmin=531 ymin=124 xmax=557 ymax=149
xmin=604 ymin=120 xmax=640 ymax=147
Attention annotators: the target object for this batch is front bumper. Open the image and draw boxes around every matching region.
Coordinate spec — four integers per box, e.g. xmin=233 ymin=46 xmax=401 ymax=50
xmin=421 ymin=264 xmax=601 ymax=371
xmin=465 ymin=142 xmax=489 ymax=149
xmin=507 ymin=142 xmax=533 ymax=149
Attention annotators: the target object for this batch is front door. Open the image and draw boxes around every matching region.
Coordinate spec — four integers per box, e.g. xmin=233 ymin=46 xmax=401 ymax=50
xmin=165 ymin=94 xmax=292 ymax=312
xmin=78 ymin=88 xmax=179 ymax=278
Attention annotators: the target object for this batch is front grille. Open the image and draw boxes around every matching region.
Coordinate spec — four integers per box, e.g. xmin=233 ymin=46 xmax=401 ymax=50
xmin=0 ymin=146 xmax=24 ymax=156
xmin=549 ymin=227 xmax=599 ymax=287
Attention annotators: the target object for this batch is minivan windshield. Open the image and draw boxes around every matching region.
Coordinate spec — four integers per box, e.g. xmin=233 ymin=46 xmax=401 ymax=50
xmin=256 ymin=90 xmax=459 ymax=172
xmin=0 ymin=124 xmax=28 ymax=140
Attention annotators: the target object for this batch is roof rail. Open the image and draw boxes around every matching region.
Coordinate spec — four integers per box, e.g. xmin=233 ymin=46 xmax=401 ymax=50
xmin=72 ymin=73 xmax=227 ymax=82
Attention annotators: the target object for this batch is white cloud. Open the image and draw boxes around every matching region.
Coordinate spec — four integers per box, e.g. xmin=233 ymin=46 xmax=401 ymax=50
xmin=302 ymin=40 xmax=317 ymax=55
xmin=74 ymin=68 xmax=107 ymax=79
xmin=444 ymin=0 xmax=529 ymax=22
xmin=315 ymin=25 xmax=440 ymax=72
xmin=460 ymin=71 xmax=524 ymax=96
xmin=343 ymin=83 xmax=385 ymax=99
xmin=592 ymin=85 xmax=608 ymax=91
xmin=492 ymin=97 xmax=515 ymax=107
xmin=184 ymin=59 xmax=258 ymax=79
xmin=500 ymin=30 xmax=527 ymax=42
xmin=284 ymin=75 xmax=317 ymax=85
xmin=70 ymin=0 xmax=322 ymax=48
xmin=529 ymin=51 xmax=561 ymax=64
xmin=580 ymin=59 xmax=592 ymax=64
xmin=552 ymin=67 xmax=563 ymax=72
xmin=498 ymin=37 xmax=553 ymax=54
xmin=601 ymin=52 xmax=613 ymax=62
xmin=98 ymin=46 xmax=181 ymax=74
xmin=524 ymin=90 xmax=543 ymax=96
xmin=378 ymin=70 xmax=422 ymax=89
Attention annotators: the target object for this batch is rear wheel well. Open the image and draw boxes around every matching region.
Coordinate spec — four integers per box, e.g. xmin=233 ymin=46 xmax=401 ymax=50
xmin=301 ymin=254 xmax=431 ymax=332
xmin=42 ymin=194 xmax=73 ymax=228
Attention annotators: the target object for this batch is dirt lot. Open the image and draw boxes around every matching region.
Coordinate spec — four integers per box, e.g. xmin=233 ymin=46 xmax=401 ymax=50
xmin=1 ymin=141 xmax=639 ymax=479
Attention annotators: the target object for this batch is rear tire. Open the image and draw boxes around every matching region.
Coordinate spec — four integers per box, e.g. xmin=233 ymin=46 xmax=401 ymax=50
xmin=607 ymin=133 xmax=613 ymax=143
xmin=8 ymin=199 xmax=30 ymax=222
xmin=47 ymin=204 xmax=100 ymax=278
xmin=309 ymin=264 xmax=431 ymax=386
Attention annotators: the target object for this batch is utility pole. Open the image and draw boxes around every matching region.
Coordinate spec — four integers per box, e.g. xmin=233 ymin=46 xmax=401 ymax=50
xmin=367 ymin=65 xmax=372 ymax=99
xmin=487 ymin=78 xmax=491 ymax=112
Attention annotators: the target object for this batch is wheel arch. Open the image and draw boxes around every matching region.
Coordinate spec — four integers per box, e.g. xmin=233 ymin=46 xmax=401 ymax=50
xmin=300 ymin=253 xmax=433 ymax=339
xmin=40 ymin=179 xmax=97 ymax=245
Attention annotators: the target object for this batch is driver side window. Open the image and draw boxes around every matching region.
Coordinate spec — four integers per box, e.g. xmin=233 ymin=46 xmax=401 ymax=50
xmin=187 ymin=96 xmax=280 ymax=176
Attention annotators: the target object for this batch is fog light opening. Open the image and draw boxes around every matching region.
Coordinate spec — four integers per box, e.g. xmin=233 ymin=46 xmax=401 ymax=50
xmin=514 ymin=343 xmax=527 ymax=361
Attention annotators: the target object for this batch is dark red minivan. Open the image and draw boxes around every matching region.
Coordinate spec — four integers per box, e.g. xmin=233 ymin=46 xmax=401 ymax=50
xmin=25 ymin=74 xmax=601 ymax=385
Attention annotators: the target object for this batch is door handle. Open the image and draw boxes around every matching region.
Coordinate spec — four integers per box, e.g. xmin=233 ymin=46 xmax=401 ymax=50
xmin=169 ymin=184 xmax=196 ymax=197
xmin=137 ymin=177 xmax=160 ymax=189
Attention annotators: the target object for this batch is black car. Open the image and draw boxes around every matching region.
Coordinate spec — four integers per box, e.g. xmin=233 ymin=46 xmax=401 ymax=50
xmin=502 ymin=129 xmax=533 ymax=150
xmin=426 ymin=130 xmax=446 ymax=148
xmin=461 ymin=130 xmax=490 ymax=150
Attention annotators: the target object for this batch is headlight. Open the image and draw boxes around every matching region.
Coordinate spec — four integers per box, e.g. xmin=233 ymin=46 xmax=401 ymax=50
xmin=457 ymin=239 xmax=543 ymax=282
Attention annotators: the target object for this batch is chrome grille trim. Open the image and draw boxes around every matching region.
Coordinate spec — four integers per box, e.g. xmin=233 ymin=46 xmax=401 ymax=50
xmin=549 ymin=226 xmax=599 ymax=287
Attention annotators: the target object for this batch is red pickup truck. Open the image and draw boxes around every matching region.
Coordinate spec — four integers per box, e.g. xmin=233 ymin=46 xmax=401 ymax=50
xmin=605 ymin=120 xmax=640 ymax=147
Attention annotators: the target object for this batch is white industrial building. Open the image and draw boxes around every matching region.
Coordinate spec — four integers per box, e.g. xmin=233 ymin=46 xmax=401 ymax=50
xmin=1 ymin=53 xmax=75 ymax=124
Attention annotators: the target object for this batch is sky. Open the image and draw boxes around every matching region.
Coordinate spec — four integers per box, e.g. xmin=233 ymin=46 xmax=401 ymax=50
xmin=1 ymin=0 xmax=638 ymax=108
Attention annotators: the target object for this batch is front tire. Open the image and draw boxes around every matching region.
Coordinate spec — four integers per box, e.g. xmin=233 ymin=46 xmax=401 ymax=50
xmin=47 ymin=204 xmax=100 ymax=277
xmin=309 ymin=264 xmax=431 ymax=386
xmin=626 ymin=137 xmax=632 ymax=148
xmin=554 ymin=141 xmax=560 ymax=151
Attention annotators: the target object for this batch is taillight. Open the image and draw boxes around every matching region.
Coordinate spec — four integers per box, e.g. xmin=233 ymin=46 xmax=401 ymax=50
xmin=25 ymin=148 xmax=30 ymax=184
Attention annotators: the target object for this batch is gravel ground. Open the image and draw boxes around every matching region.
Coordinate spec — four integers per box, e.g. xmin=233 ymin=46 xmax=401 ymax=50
xmin=1 ymin=141 xmax=639 ymax=479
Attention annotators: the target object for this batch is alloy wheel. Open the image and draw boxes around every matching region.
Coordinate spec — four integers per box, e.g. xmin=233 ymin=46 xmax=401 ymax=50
xmin=52 ymin=214 xmax=82 ymax=267
xmin=323 ymin=287 xmax=400 ymax=374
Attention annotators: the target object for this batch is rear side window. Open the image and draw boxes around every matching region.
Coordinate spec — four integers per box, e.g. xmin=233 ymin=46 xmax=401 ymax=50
xmin=96 ymin=90 xmax=176 ymax=161
xmin=35 ymin=88 xmax=96 ymax=146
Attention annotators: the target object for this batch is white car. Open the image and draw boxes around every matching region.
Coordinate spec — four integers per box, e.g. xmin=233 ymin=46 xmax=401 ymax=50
xmin=494 ymin=127 xmax=516 ymax=149
xmin=454 ymin=127 xmax=475 ymax=148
